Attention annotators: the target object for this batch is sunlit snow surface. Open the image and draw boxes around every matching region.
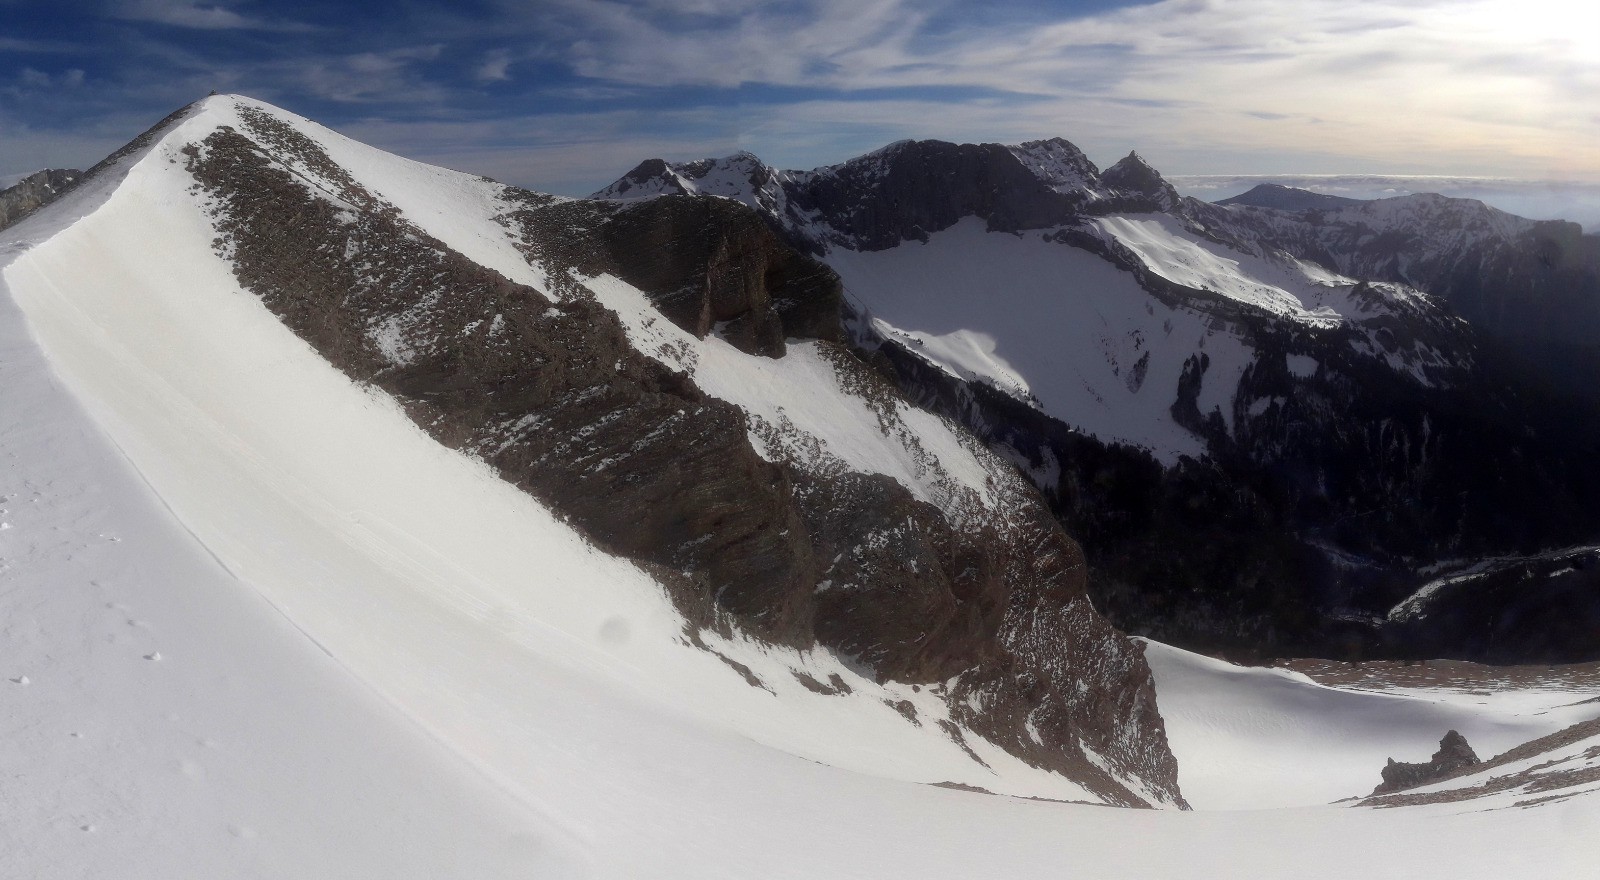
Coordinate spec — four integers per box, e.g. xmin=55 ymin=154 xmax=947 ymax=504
xmin=1142 ymin=641 xmax=1600 ymax=810
xmin=826 ymin=217 xmax=1252 ymax=463
xmin=3 ymin=96 xmax=1597 ymax=878
xmin=824 ymin=212 xmax=1451 ymax=464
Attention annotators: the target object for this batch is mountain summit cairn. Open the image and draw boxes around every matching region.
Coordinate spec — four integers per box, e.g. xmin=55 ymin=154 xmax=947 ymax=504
xmin=1372 ymin=730 xmax=1481 ymax=795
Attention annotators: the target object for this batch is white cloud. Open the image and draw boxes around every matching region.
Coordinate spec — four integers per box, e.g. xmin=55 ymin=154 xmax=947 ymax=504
xmin=13 ymin=67 xmax=87 ymax=91
xmin=283 ymin=46 xmax=447 ymax=103
xmin=536 ymin=0 xmax=1600 ymax=180
xmin=475 ymin=49 xmax=514 ymax=83
xmin=116 ymin=0 xmax=313 ymax=32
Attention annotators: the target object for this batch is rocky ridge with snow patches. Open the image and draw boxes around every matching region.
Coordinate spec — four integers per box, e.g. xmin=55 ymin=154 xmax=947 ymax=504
xmin=76 ymin=95 xmax=1184 ymax=807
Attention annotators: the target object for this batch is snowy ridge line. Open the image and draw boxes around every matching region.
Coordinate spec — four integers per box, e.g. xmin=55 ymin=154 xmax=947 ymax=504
xmin=0 ymin=257 xmax=583 ymax=876
xmin=6 ymin=93 xmax=1175 ymax=812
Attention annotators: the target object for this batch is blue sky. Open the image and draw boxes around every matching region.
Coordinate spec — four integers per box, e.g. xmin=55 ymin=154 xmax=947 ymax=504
xmin=3 ymin=0 xmax=1598 ymax=196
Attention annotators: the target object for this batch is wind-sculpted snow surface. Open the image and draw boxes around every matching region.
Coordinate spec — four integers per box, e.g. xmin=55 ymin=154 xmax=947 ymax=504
xmin=4 ymin=94 xmax=1185 ymax=812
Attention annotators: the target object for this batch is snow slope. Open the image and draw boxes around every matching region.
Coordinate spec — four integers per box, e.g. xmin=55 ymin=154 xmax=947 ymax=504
xmin=5 ymin=96 xmax=1119 ymax=808
xmin=4 ymin=95 xmax=1598 ymax=877
xmin=1142 ymin=640 xmax=1600 ymax=810
xmin=827 ymin=217 xmax=1253 ymax=462
xmin=0 ymin=249 xmax=569 ymax=879
xmin=1090 ymin=213 xmax=1359 ymax=325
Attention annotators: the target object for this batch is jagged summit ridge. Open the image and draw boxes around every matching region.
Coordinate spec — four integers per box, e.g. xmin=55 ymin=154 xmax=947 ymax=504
xmin=594 ymin=134 xmax=1186 ymax=251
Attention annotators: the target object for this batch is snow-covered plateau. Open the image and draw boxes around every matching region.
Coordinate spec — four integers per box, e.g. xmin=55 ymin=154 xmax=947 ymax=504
xmin=2 ymin=95 xmax=1596 ymax=878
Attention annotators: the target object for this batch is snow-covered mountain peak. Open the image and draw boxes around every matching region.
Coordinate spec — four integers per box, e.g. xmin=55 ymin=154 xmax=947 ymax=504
xmin=4 ymin=92 xmax=1192 ymax=819
xmin=1007 ymin=137 xmax=1104 ymax=198
xmin=592 ymin=149 xmax=801 ymax=224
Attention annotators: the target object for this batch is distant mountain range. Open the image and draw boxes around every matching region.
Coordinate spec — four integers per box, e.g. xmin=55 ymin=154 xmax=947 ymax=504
xmin=596 ymin=141 xmax=1600 ymax=663
xmin=1175 ymin=173 xmax=1600 ymax=234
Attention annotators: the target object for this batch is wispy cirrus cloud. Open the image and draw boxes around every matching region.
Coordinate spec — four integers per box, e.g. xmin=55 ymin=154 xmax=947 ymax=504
xmin=114 ymin=0 xmax=314 ymax=32
xmin=511 ymin=0 xmax=1599 ymax=180
xmin=3 ymin=0 xmax=1597 ymax=194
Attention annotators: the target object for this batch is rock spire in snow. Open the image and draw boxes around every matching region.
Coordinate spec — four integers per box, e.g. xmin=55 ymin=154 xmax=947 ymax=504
xmin=1372 ymin=730 xmax=1481 ymax=795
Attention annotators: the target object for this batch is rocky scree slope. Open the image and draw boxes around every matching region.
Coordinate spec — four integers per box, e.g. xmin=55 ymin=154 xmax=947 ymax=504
xmin=598 ymin=143 xmax=1600 ymax=664
xmin=105 ymin=96 xmax=1187 ymax=807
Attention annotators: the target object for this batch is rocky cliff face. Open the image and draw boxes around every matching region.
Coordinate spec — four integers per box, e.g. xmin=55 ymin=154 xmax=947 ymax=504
xmin=0 ymin=169 xmax=80 ymax=231
xmin=599 ymin=142 xmax=1600 ymax=664
xmin=159 ymin=99 xmax=1185 ymax=807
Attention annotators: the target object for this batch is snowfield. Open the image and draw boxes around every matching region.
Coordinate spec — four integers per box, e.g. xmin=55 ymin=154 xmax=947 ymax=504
xmin=827 ymin=217 xmax=1253 ymax=463
xmin=1142 ymin=640 xmax=1600 ymax=810
xmin=2 ymin=95 xmax=1596 ymax=878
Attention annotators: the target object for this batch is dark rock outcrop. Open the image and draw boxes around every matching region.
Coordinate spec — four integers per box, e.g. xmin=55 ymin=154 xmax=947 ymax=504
xmin=587 ymin=194 xmax=843 ymax=357
xmin=1372 ymin=730 xmax=1481 ymax=795
xmin=1218 ymin=184 xmax=1364 ymax=212
xmin=789 ymin=140 xmax=1082 ymax=251
xmin=1387 ymin=546 xmax=1600 ymax=664
xmin=0 ymin=169 xmax=81 ymax=231
xmin=1099 ymin=152 xmax=1180 ymax=212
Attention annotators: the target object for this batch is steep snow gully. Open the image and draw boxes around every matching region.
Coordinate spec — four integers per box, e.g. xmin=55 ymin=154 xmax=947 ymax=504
xmin=2 ymin=95 xmax=1596 ymax=878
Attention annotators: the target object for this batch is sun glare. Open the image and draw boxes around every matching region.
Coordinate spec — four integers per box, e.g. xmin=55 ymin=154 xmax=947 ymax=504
xmin=1454 ymin=0 xmax=1600 ymax=64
